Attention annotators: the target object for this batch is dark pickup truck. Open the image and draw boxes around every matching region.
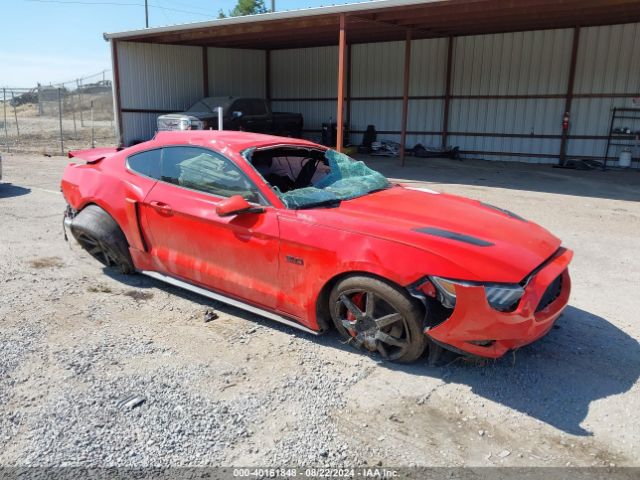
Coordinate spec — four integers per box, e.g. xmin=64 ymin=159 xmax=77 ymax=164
xmin=157 ymin=96 xmax=303 ymax=137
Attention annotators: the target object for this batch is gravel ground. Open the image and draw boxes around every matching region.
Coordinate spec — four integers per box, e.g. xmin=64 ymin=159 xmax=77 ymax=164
xmin=0 ymin=152 xmax=639 ymax=468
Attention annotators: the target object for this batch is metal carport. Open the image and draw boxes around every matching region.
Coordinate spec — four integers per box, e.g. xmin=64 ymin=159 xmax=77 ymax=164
xmin=105 ymin=0 xmax=640 ymax=166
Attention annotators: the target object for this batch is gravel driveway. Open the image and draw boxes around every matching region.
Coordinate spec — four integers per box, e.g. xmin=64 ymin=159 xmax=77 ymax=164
xmin=1 ymin=152 xmax=638 ymax=468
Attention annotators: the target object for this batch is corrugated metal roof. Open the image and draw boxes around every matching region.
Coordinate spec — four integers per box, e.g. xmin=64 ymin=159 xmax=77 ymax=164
xmin=103 ymin=0 xmax=640 ymax=50
xmin=104 ymin=0 xmax=434 ymax=40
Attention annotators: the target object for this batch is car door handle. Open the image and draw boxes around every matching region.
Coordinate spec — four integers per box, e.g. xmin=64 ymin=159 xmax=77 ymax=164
xmin=149 ymin=201 xmax=173 ymax=216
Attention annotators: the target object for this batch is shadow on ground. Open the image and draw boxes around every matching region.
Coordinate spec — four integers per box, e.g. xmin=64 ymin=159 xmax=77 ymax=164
xmin=360 ymin=156 xmax=640 ymax=202
xmin=379 ymin=306 xmax=640 ymax=436
xmin=0 ymin=183 xmax=31 ymax=198
xmin=104 ymin=268 xmax=640 ymax=437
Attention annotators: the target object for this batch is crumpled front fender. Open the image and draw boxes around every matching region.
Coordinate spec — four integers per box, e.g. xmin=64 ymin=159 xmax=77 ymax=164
xmin=426 ymin=248 xmax=573 ymax=358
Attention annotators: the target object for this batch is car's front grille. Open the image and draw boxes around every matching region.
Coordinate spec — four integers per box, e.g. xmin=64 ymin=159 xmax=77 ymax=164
xmin=535 ymin=273 xmax=563 ymax=312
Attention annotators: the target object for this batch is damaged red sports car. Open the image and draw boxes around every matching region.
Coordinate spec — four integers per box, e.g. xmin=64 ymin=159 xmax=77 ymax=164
xmin=61 ymin=131 xmax=572 ymax=363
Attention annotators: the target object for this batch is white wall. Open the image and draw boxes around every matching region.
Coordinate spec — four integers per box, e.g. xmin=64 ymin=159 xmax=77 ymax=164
xmin=449 ymin=29 xmax=573 ymax=163
xmin=568 ymin=23 xmax=640 ymax=160
xmin=207 ymin=47 xmax=265 ymax=97
xmin=270 ymin=45 xmax=338 ymax=141
xmin=116 ymin=42 xmax=203 ymax=145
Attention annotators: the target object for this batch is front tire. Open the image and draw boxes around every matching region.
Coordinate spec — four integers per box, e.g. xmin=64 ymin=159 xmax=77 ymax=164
xmin=70 ymin=205 xmax=135 ymax=274
xmin=329 ymin=276 xmax=427 ymax=363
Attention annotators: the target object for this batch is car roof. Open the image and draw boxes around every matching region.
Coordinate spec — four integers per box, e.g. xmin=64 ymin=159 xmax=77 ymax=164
xmin=151 ymin=130 xmax=323 ymax=154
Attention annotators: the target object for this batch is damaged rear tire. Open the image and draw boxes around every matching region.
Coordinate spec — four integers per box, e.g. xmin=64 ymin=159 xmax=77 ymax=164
xmin=70 ymin=204 xmax=135 ymax=274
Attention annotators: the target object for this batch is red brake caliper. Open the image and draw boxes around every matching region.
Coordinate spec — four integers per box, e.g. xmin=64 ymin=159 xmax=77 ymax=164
xmin=346 ymin=292 xmax=365 ymax=337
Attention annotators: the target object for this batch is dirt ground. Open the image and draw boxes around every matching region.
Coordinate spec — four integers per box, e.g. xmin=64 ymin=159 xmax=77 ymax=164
xmin=1 ymin=99 xmax=116 ymax=155
xmin=1 ymin=151 xmax=639 ymax=468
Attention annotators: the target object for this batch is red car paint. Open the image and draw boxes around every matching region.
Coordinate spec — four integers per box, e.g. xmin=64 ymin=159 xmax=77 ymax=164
xmin=61 ymin=131 xmax=572 ymax=359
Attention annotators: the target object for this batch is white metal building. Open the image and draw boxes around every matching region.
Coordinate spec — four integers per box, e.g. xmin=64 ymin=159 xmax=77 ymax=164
xmin=105 ymin=0 xmax=640 ymax=166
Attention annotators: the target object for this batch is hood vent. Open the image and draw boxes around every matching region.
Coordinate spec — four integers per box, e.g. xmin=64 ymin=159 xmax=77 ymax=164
xmin=414 ymin=227 xmax=494 ymax=247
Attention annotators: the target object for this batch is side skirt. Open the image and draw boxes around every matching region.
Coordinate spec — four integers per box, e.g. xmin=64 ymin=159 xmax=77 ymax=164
xmin=141 ymin=270 xmax=319 ymax=336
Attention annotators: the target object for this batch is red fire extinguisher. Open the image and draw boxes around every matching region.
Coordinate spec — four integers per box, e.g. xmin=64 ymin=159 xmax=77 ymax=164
xmin=562 ymin=112 xmax=570 ymax=131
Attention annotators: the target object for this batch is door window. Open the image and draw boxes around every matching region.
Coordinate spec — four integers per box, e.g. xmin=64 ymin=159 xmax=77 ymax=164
xmin=231 ymin=99 xmax=267 ymax=116
xmin=126 ymin=148 xmax=162 ymax=179
xmin=231 ymin=99 xmax=250 ymax=115
xmin=161 ymin=146 xmax=263 ymax=203
xmin=247 ymin=99 xmax=267 ymax=115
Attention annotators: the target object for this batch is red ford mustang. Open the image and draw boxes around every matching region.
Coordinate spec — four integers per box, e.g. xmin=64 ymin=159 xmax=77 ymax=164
xmin=61 ymin=131 xmax=572 ymax=363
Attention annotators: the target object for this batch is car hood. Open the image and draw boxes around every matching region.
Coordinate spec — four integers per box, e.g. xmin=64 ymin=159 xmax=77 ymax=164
xmin=298 ymin=185 xmax=561 ymax=283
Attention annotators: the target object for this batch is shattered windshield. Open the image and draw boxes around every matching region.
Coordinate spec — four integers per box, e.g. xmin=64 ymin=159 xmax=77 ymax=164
xmin=279 ymin=149 xmax=390 ymax=209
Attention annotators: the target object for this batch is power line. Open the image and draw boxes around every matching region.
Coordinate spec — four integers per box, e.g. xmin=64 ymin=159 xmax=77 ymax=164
xmin=50 ymin=69 xmax=112 ymax=88
xmin=25 ymin=0 xmax=216 ymax=18
xmin=155 ymin=0 xmax=218 ymax=17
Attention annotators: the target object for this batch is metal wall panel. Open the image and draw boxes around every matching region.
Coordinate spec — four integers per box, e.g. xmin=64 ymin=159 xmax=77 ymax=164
xmin=349 ymin=39 xmax=447 ymax=147
xmin=117 ymin=41 xmax=203 ymax=145
xmin=449 ymin=98 xmax=565 ymax=135
xmin=350 ymin=42 xmax=403 ymax=145
xmin=271 ymin=46 xmax=338 ymax=98
xmin=448 ymin=29 xmax=573 ymax=162
xmin=448 ymin=135 xmax=561 ymax=163
xmin=121 ymin=112 xmax=158 ymax=145
xmin=568 ymin=96 xmax=640 ymax=159
xmin=350 ymin=38 xmax=447 ymax=95
xmin=568 ymin=23 xmax=640 ymax=161
xmin=410 ymin=38 xmax=448 ymax=96
xmin=271 ymin=99 xmax=336 ymax=134
xmin=574 ymin=23 xmax=640 ymax=94
xmin=118 ymin=41 xmax=203 ymax=110
xmin=207 ymin=47 xmax=265 ymax=97
xmin=270 ymin=46 xmax=337 ymax=134
xmin=351 ymin=41 xmax=404 ymax=97
xmin=452 ymin=29 xmax=573 ymax=95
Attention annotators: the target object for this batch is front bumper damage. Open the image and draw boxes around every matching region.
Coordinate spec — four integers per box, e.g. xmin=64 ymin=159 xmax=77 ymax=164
xmin=425 ymin=248 xmax=573 ymax=359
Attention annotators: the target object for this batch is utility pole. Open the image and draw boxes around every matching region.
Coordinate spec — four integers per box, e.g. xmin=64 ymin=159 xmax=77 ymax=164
xmin=271 ymin=0 xmax=275 ymax=12
xmin=145 ymin=0 xmax=149 ymax=27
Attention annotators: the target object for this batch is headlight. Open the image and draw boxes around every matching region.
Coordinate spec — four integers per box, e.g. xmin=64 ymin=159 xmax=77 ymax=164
xmin=484 ymin=284 xmax=524 ymax=311
xmin=178 ymin=119 xmax=191 ymax=130
xmin=429 ymin=276 xmax=459 ymax=308
xmin=429 ymin=276 xmax=524 ymax=312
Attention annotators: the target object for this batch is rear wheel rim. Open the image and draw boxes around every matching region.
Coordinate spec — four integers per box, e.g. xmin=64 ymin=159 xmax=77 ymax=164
xmin=75 ymin=232 xmax=118 ymax=267
xmin=336 ymin=289 xmax=411 ymax=361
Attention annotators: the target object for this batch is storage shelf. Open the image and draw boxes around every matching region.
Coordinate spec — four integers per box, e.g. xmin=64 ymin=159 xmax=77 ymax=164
xmin=604 ymin=107 xmax=640 ymax=171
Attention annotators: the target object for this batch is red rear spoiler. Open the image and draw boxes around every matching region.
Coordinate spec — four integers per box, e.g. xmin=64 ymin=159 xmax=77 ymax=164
xmin=68 ymin=147 xmax=123 ymax=163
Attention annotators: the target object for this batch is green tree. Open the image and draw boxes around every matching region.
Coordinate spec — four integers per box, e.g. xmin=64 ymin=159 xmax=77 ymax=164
xmin=218 ymin=0 xmax=268 ymax=18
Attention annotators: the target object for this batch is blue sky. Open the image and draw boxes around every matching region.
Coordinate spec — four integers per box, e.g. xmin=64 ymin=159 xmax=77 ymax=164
xmin=0 ymin=0 xmax=356 ymax=87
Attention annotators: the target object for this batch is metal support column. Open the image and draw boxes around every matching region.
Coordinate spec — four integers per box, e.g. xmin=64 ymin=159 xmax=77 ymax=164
xmin=202 ymin=47 xmax=209 ymax=97
xmin=441 ymin=36 xmax=454 ymax=150
xmin=111 ymin=40 xmax=124 ymax=147
xmin=265 ymin=50 xmax=272 ymax=101
xmin=346 ymin=43 xmax=352 ymax=134
xmin=336 ymin=14 xmax=347 ymax=152
xmin=399 ymin=29 xmax=412 ymax=166
xmin=559 ymin=26 xmax=580 ymax=166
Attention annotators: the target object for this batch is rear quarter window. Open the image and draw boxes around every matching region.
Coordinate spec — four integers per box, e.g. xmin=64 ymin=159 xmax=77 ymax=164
xmin=127 ymin=149 xmax=162 ymax=179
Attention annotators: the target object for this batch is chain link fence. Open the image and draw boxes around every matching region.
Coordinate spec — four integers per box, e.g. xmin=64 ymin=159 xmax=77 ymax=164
xmin=1 ymin=70 xmax=117 ymax=156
